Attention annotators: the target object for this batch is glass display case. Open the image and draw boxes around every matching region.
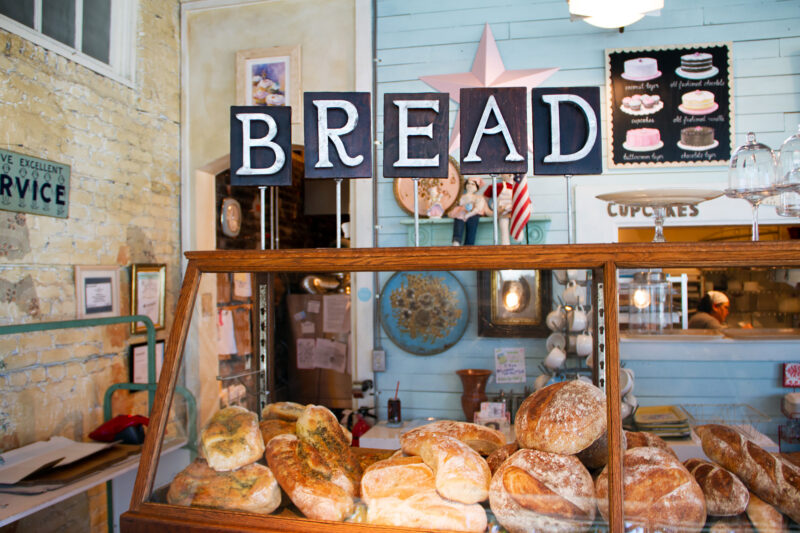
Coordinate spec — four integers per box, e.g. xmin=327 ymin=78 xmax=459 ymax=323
xmin=121 ymin=242 xmax=800 ymax=533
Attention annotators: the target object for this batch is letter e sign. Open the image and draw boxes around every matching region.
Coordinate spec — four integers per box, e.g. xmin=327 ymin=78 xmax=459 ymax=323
xmin=230 ymin=105 xmax=292 ymax=186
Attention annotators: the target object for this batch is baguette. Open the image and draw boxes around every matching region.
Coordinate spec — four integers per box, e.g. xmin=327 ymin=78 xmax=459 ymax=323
xmin=745 ymin=491 xmax=786 ymax=533
xmin=684 ymin=457 xmax=749 ymax=516
xmin=695 ymin=424 xmax=800 ymax=523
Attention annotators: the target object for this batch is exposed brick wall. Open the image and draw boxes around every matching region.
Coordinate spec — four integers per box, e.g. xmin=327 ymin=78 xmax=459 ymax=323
xmin=0 ymin=1 xmax=182 ymax=531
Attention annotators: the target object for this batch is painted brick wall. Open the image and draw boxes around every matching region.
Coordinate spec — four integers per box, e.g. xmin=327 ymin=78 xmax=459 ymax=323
xmin=0 ymin=1 xmax=181 ymax=531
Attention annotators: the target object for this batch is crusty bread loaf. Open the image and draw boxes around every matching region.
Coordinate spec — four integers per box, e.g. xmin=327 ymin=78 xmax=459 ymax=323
xmin=295 ymin=404 xmax=362 ymax=497
xmin=707 ymin=515 xmax=754 ymax=533
xmin=684 ymin=457 xmax=749 ymax=516
xmin=745 ymin=491 xmax=786 ymax=533
xmin=167 ymin=459 xmax=280 ymax=514
xmin=265 ymin=433 xmax=354 ymax=522
xmin=577 ymin=426 xmax=627 ymax=471
xmin=361 ymin=454 xmax=487 ymax=532
xmin=261 ymin=401 xmax=306 ymax=421
xmin=402 ymin=434 xmax=490 ymax=504
xmin=514 ymin=380 xmax=606 ymax=455
xmin=259 ymin=418 xmax=295 ymax=446
xmin=695 ymin=424 xmax=800 ymax=523
xmin=200 ymin=406 xmax=264 ymax=471
xmin=596 ymin=447 xmax=706 ymax=533
xmin=487 ymin=442 xmax=519 ymax=474
xmin=625 ymin=430 xmax=678 ymax=459
xmin=400 ymin=420 xmax=506 ymax=456
xmin=489 ymin=448 xmax=596 ymax=533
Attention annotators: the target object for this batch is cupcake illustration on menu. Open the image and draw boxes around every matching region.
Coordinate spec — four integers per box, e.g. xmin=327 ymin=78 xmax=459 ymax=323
xmin=678 ymin=90 xmax=718 ymax=115
xmin=620 ymin=94 xmax=663 ymax=115
xmin=621 ymin=57 xmax=661 ymax=81
xmin=676 ymin=52 xmax=718 ymax=80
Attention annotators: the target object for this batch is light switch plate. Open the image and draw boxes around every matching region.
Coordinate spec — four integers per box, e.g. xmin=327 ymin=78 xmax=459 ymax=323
xmin=372 ymin=349 xmax=386 ymax=372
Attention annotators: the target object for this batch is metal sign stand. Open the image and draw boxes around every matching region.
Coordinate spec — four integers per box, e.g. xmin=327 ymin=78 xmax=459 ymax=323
xmin=412 ymin=177 xmax=421 ymax=246
xmin=565 ymin=174 xmax=573 ymax=244
xmin=490 ymin=174 xmax=499 ymax=245
xmin=335 ymin=178 xmax=343 ymax=248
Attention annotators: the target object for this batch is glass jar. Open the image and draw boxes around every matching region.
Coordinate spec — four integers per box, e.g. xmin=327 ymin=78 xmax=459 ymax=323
xmin=628 ymin=271 xmax=672 ymax=333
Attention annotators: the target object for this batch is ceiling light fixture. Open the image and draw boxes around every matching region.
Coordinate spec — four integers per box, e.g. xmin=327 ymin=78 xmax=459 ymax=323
xmin=568 ymin=0 xmax=663 ymax=30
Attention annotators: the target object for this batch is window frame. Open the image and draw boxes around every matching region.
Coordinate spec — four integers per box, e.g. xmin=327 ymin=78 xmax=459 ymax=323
xmin=0 ymin=0 xmax=138 ymax=87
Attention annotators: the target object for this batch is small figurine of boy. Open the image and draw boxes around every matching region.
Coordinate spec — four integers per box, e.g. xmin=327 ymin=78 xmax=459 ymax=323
xmin=483 ymin=174 xmax=515 ymax=245
xmin=450 ymin=176 xmax=489 ymax=245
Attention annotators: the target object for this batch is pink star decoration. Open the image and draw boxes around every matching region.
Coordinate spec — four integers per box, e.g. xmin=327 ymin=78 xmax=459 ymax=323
xmin=420 ymin=23 xmax=559 ymax=154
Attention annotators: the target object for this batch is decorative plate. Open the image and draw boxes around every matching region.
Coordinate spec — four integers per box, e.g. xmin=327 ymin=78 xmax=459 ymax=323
xmin=596 ymin=188 xmax=723 ymax=208
xmin=393 ymin=157 xmax=463 ymax=217
xmin=379 ymin=271 xmax=469 ymax=356
xmin=220 ymin=197 xmax=243 ymax=237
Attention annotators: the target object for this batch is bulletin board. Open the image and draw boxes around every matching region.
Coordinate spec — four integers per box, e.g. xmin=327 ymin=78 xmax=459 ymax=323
xmin=606 ymin=42 xmax=734 ymax=169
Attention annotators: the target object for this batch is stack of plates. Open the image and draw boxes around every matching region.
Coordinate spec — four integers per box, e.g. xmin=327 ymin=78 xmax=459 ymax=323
xmin=633 ymin=405 xmax=691 ymax=438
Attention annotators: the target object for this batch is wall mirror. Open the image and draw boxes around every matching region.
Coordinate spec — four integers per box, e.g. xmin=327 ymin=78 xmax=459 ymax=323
xmin=477 ymin=269 xmax=551 ymax=337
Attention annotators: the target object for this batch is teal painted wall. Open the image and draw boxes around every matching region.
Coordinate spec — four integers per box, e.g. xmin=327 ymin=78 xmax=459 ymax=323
xmin=372 ymin=0 xmax=800 ymax=434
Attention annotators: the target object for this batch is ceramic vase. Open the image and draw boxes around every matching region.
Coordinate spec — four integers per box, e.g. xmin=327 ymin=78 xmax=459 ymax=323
xmin=455 ymin=368 xmax=492 ymax=422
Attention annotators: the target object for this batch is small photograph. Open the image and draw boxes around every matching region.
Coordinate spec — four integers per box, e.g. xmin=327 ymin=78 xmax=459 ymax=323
xmin=678 ymin=89 xmax=718 ymax=115
xmin=622 ymin=127 xmax=663 ymax=152
xmin=675 ymin=51 xmax=719 ymax=80
xmin=621 ymin=57 xmax=661 ymax=81
xmin=678 ymin=126 xmax=719 ymax=151
xmin=620 ymin=94 xmax=663 ymax=115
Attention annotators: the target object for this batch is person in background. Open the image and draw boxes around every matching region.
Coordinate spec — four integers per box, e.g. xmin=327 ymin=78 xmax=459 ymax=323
xmin=688 ymin=290 xmax=730 ymax=329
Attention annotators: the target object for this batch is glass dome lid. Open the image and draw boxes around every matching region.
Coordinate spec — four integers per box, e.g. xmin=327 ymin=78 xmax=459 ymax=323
xmin=778 ymin=124 xmax=800 ymax=184
xmin=728 ymin=132 xmax=777 ymax=193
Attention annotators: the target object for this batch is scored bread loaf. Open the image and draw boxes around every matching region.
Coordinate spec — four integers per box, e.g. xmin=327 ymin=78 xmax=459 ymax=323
xmin=577 ymin=426 xmax=627 ymax=471
xmin=745 ymin=491 xmax=786 ymax=533
xmin=514 ymin=380 xmax=606 ymax=455
xmin=259 ymin=418 xmax=295 ymax=446
xmin=167 ymin=459 xmax=280 ymax=514
xmin=625 ymin=430 xmax=678 ymax=459
xmin=400 ymin=420 xmax=506 ymax=456
xmin=487 ymin=442 xmax=519 ymax=474
xmin=695 ymin=424 xmax=800 ymax=523
xmin=265 ymin=433 xmax=354 ymax=522
xmin=361 ymin=454 xmax=487 ymax=532
xmin=295 ymin=405 xmax=362 ymax=497
xmin=489 ymin=448 xmax=596 ymax=533
xmin=684 ymin=457 xmax=749 ymax=516
xmin=595 ymin=447 xmax=706 ymax=533
xmin=200 ymin=406 xmax=264 ymax=471
xmin=401 ymin=433 xmax=490 ymax=504
xmin=261 ymin=401 xmax=306 ymax=421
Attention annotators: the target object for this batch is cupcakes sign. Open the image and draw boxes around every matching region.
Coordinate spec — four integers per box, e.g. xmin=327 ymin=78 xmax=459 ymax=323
xmin=606 ymin=43 xmax=733 ymax=168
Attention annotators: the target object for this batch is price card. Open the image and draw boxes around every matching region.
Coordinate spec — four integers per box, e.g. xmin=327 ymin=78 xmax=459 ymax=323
xmin=784 ymin=363 xmax=800 ymax=387
xmin=494 ymin=347 xmax=526 ymax=384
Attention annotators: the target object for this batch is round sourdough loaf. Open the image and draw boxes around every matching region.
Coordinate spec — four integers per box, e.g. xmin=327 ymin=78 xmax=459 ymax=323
xmin=261 ymin=401 xmax=306 ymax=421
xmin=486 ymin=442 xmax=519 ymax=474
xmin=625 ymin=430 xmax=678 ymax=459
xmin=400 ymin=420 xmax=506 ymax=456
xmin=576 ymin=426 xmax=626 ymax=471
xmin=514 ymin=380 xmax=606 ymax=455
xmin=489 ymin=448 xmax=596 ymax=533
xmin=167 ymin=459 xmax=280 ymax=514
xmin=200 ymin=406 xmax=265 ymax=471
xmin=684 ymin=457 xmax=749 ymax=516
xmin=595 ymin=447 xmax=706 ymax=533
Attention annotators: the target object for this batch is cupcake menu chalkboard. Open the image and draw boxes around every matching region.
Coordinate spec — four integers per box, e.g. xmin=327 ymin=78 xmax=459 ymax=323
xmin=606 ymin=42 xmax=733 ymax=169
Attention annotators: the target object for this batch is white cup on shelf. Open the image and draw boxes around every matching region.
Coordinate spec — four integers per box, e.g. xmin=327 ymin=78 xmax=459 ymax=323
xmin=567 ymin=269 xmax=587 ymax=282
xmin=563 ymin=280 xmax=585 ymax=306
xmin=546 ymin=308 xmax=567 ymax=331
xmin=576 ymin=332 xmax=593 ymax=356
xmin=569 ymin=307 xmax=588 ymax=332
xmin=534 ymin=373 xmax=550 ymax=391
xmin=546 ymin=332 xmax=567 ymax=352
xmin=544 ymin=346 xmax=567 ymax=370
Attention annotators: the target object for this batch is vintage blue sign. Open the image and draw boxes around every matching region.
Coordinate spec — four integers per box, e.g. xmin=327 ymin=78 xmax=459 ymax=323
xmin=0 ymin=148 xmax=70 ymax=218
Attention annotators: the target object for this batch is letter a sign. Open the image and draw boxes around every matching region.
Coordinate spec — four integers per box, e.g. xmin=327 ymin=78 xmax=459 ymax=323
xmin=230 ymin=106 xmax=292 ymax=186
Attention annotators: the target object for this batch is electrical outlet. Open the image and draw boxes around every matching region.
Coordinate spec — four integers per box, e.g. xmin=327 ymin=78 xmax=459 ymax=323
xmin=372 ymin=349 xmax=386 ymax=372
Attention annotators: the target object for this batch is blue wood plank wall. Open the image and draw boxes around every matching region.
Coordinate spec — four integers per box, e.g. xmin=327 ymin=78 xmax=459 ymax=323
xmin=373 ymin=0 xmax=800 ymax=432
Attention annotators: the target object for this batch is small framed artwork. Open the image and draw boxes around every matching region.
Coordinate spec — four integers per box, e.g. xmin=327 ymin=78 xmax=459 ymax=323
xmin=477 ymin=269 xmax=552 ymax=338
xmin=75 ymin=266 xmax=120 ymax=319
xmin=130 ymin=340 xmax=165 ymax=384
xmin=131 ymin=264 xmax=166 ymax=334
xmin=236 ymin=45 xmax=302 ymax=124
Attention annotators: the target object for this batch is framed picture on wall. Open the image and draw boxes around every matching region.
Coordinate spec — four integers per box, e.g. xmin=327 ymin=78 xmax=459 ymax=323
xmin=477 ymin=269 xmax=551 ymax=338
xmin=131 ymin=264 xmax=166 ymax=334
xmin=75 ymin=265 xmax=120 ymax=319
xmin=129 ymin=340 xmax=165 ymax=384
xmin=236 ymin=45 xmax=302 ymax=124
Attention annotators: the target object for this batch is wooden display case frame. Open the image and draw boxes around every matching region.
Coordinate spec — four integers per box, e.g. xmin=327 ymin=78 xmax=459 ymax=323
xmin=122 ymin=242 xmax=800 ymax=533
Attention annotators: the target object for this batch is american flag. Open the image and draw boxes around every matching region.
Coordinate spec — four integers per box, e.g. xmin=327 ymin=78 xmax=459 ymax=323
xmin=510 ymin=174 xmax=531 ymax=241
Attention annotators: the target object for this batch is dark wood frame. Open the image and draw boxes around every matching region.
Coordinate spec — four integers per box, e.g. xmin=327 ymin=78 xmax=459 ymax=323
xmin=477 ymin=269 xmax=551 ymax=337
xmin=121 ymin=242 xmax=800 ymax=533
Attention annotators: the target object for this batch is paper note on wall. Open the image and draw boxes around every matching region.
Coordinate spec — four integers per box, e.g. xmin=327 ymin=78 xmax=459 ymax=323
xmin=307 ymin=300 xmax=320 ymax=314
xmin=233 ymin=273 xmax=252 ymax=299
xmin=217 ymin=309 xmax=237 ymax=355
xmin=301 ymin=321 xmax=315 ymax=335
xmin=494 ymin=347 xmax=526 ymax=384
xmin=322 ymin=294 xmax=350 ymax=334
xmin=314 ymin=338 xmax=347 ymax=373
xmin=297 ymin=338 xmax=316 ymax=370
